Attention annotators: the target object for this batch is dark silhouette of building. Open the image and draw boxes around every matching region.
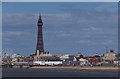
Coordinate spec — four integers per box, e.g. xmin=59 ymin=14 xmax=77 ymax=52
xmin=36 ymin=14 xmax=44 ymax=55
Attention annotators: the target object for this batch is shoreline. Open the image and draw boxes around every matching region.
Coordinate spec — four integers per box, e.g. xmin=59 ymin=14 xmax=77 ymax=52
xmin=30 ymin=66 xmax=119 ymax=70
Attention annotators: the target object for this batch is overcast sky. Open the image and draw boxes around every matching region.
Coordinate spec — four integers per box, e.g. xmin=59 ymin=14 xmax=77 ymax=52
xmin=2 ymin=2 xmax=118 ymax=56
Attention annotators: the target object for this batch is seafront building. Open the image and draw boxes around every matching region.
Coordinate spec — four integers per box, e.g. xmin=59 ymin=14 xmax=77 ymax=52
xmin=1 ymin=50 xmax=119 ymax=66
xmin=102 ymin=50 xmax=116 ymax=64
xmin=12 ymin=53 xmax=23 ymax=62
xmin=2 ymin=53 xmax=11 ymax=65
xmin=79 ymin=58 xmax=88 ymax=66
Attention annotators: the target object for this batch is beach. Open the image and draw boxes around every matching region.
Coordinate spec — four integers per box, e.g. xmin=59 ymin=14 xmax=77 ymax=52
xmin=30 ymin=66 xmax=119 ymax=70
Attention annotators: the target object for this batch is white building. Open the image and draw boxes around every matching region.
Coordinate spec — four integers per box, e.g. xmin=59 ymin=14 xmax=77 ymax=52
xmin=12 ymin=53 xmax=21 ymax=58
xmin=114 ymin=60 xmax=120 ymax=65
xmin=79 ymin=58 xmax=89 ymax=66
xmin=102 ymin=50 xmax=116 ymax=64
xmin=59 ymin=54 xmax=69 ymax=60
xmin=33 ymin=60 xmax=62 ymax=66
xmin=12 ymin=53 xmax=24 ymax=62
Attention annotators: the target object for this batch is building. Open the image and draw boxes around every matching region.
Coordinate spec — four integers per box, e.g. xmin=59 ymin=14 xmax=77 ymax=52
xmin=116 ymin=53 xmax=120 ymax=60
xmin=34 ymin=51 xmax=53 ymax=61
xmin=33 ymin=60 xmax=63 ymax=66
xmin=12 ymin=53 xmax=20 ymax=62
xmin=83 ymin=53 xmax=102 ymax=65
xmin=79 ymin=58 xmax=89 ymax=66
xmin=59 ymin=54 xmax=76 ymax=60
xmin=102 ymin=50 xmax=116 ymax=64
xmin=2 ymin=53 xmax=11 ymax=65
xmin=59 ymin=54 xmax=70 ymax=60
xmin=34 ymin=14 xmax=52 ymax=61
xmin=12 ymin=53 xmax=21 ymax=58
xmin=76 ymin=52 xmax=84 ymax=59
xmin=76 ymin=53 xmax=84 ymax=58
xmin=12 ymin=53 xmax=26 ymax=63
xmin=59 ymin=54 xmax=80 ymax=66
xmin=26 ymin=54 xmax=35 ymax=62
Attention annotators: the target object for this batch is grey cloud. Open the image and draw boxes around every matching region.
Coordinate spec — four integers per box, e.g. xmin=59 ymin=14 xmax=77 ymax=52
xmin=3 ymin=31 xmax=22 ymax=36
xmin=2 ymin=12 xmax=117 ymax=52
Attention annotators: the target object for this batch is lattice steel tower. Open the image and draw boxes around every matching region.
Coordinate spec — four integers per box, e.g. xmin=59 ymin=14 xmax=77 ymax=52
xmin=36 ymin=14 xmax=44 ymax=55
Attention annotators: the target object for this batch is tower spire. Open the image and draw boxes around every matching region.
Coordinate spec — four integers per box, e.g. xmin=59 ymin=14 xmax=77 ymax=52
xmin=39 ymin=12 xmax=41 ymax=19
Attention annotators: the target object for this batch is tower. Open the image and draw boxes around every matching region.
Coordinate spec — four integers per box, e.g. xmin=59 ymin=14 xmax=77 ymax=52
xmin=36 ymin=14 xmax=44 ymax=55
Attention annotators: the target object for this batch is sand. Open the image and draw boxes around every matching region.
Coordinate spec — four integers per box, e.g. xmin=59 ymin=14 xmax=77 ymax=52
xmin=30 ymin=66 xmax=119 ymax=70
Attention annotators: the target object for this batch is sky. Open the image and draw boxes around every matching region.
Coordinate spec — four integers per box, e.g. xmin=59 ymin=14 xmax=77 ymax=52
xmin=2 ymin=2 xmax=118 ymax=56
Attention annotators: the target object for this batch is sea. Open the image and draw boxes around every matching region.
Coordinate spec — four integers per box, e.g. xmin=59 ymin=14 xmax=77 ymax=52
xmin=2 ymin=68 xmax=119 ymax=77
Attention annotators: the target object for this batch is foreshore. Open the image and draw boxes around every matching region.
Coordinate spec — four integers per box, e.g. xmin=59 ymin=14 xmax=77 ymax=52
xmin=2 ymin=65 xmax=119 ymax=70
xmin=30 ymin=66 xmax=120 ymax=70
